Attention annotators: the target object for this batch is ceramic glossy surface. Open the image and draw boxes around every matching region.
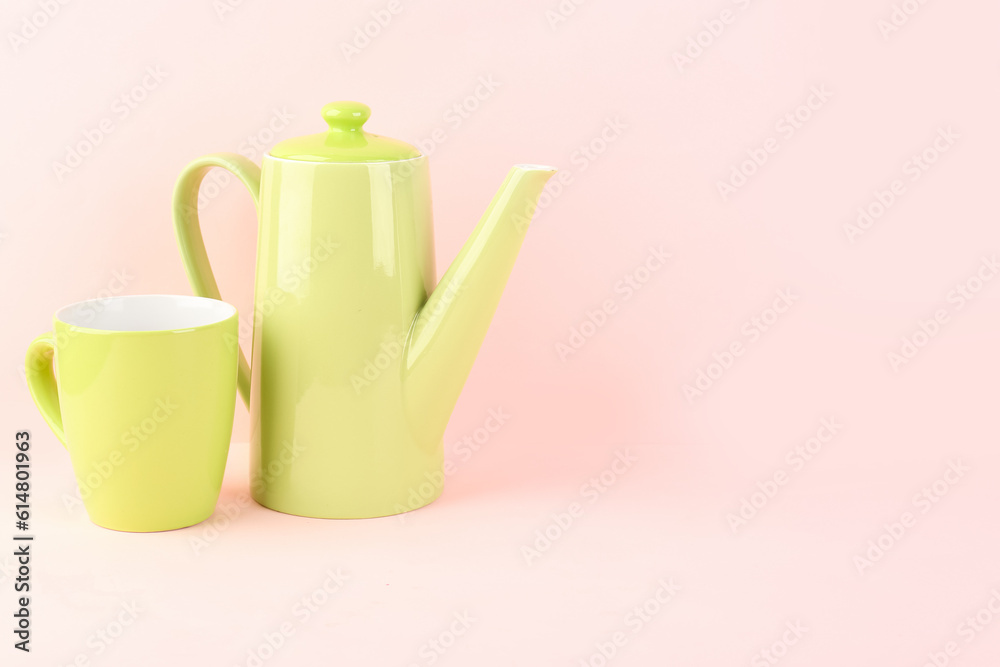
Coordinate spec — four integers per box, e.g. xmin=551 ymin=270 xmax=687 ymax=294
xmin=270 ymin=101 xmax=421 ymax=163
xmin=24 ymin=295 xmax=239 ymax=532
xmin=173 ymin=102 xmax=555 ymax=518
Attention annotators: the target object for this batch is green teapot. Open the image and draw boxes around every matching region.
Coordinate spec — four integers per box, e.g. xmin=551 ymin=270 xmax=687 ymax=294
xmin=173 ymin=101 xmax=555 ymax=518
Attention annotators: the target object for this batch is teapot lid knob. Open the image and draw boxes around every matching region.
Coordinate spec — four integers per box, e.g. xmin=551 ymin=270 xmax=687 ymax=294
xmin=321 ymin=101 xmax=371 ymax=132
xmin=270 ymin=101 xmax=420 ymax=162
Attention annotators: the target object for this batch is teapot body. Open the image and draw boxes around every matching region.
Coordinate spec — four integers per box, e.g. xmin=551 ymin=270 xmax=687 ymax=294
xmin=173 ymin=103 xmax=558 ymax=520
xmin=250 ymin=155 xmax=442 ymax=518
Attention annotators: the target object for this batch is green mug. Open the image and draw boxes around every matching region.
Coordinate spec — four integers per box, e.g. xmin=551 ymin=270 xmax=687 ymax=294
xmin=25 ymin=295 xmax=239 ymax=532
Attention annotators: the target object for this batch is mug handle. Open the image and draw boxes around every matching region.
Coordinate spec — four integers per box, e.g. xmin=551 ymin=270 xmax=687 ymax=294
xmin=172 ymin=153 xmax=260 ymax=409
xmin=25 ymin=333 xmax=67 ymax=447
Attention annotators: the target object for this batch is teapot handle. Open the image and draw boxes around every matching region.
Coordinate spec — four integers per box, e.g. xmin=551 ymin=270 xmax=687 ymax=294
xmin=172 ymin=153 xmax=260 ymax=409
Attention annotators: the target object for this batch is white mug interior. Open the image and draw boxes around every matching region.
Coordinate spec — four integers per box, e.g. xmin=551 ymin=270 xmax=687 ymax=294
xmin=55 ymin=295 xmax=236 ymax=332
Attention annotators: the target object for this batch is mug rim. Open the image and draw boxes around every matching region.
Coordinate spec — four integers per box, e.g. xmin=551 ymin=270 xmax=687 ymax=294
xmin=54 ymin=294 xmax=237 ymax=335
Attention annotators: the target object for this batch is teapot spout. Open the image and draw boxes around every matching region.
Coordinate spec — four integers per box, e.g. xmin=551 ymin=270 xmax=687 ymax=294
xmin=402 ymin=164 xmax=556 ymax=441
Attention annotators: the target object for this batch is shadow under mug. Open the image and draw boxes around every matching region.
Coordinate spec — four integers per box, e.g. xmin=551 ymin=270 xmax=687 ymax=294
xmin=25 ymin=295 xmax=239 ymax=532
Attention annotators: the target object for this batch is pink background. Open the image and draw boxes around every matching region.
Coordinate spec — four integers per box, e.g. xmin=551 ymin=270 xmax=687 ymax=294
xmin=3 ymin=0 xmax=1000 ymax=664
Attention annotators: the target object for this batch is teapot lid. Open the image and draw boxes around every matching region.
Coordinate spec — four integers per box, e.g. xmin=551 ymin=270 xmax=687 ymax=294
xmin=269 ymin=101 xmax=421 ymax=163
